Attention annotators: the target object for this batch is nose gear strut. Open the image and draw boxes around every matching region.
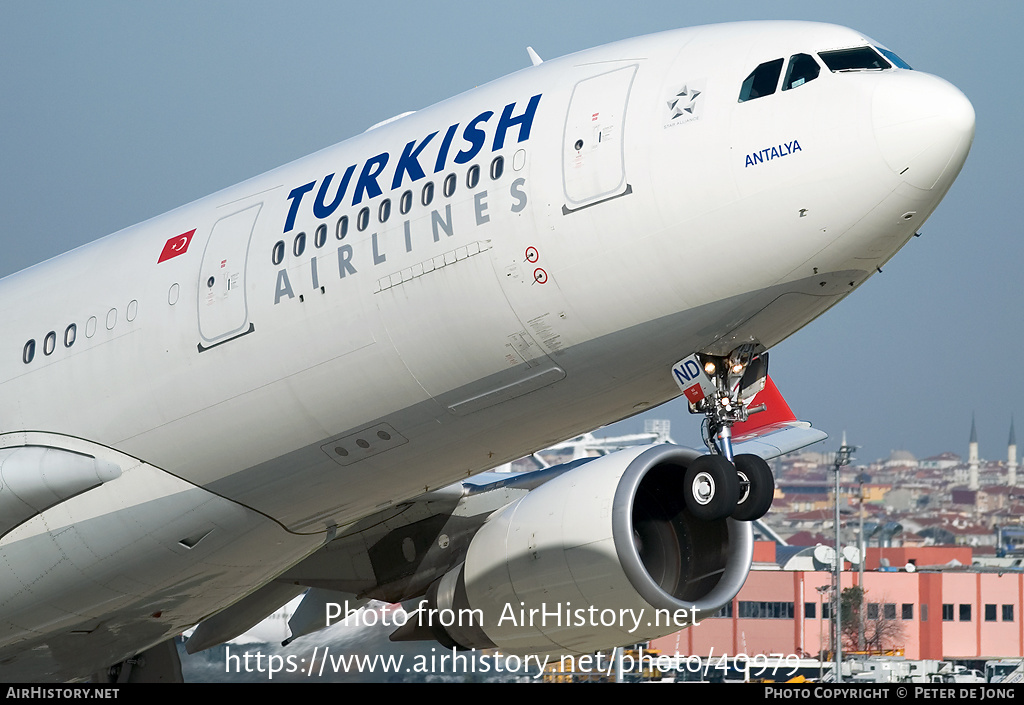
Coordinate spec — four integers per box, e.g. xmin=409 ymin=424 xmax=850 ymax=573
xmin=671 ymin=345 xmax=775 ymax=521
xmin=692 ymin=344 xmax=768 ymax=460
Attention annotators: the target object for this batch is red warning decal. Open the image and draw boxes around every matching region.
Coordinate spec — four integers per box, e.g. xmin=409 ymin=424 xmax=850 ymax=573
xmin=158 ymin=229 xmax=196 ymax=263
xmin=682 ymin=383 xmax=705 ymax=404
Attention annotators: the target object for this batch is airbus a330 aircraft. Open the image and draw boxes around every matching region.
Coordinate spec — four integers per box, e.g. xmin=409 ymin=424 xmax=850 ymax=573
xmin=0 ymin=21 xmax=973 ymax=681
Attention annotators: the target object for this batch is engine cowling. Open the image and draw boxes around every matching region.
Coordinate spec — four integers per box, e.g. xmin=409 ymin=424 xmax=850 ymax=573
xmin=400 ymin=444 xmax=753 ymax=654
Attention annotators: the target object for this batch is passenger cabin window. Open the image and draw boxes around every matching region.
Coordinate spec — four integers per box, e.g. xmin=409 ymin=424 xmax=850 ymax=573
xmin=818 ymin=46 xmax=890 ymax=72
xmin=738 ymin=58 xmax=784 ymax=102
xmin=490 ymin=156 xmax=504 ymax=180
xmin=783 ymin=53 xmax=820 ymax=90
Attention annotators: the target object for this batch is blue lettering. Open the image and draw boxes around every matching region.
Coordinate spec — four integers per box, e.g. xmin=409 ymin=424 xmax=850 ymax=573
xmin=284 ymin=181 xmax=316 ymax=233
xmin=492 ymin=94 xmax=542 ymax=150
xmin=673 ymin=359 xmax=701 ymax=383
xmin=434 ymin=123 xmax=459 ymax=173
xmin=391 ymin=132 xmax=438 ymax=190
xmin=372 ymin=233 xmax=386 ymax=265
xmin=313 ymin=166 xmax=355 ymax=220
xmin=352 ymin=152 xmax=390 ymax=206
xmin=283 ymin=94 xmax=543 ymax=231
xmin=455 ymin=111 xmax=493 ymax=164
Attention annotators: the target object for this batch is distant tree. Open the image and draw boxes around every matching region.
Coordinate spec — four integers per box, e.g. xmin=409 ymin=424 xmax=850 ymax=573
xmin=839 ymin=586 xmax=905 ymax=653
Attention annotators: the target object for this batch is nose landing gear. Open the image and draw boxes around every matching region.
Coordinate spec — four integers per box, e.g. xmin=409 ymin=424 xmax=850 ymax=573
xmin=672 ymin=345 xmax=776 ymax=521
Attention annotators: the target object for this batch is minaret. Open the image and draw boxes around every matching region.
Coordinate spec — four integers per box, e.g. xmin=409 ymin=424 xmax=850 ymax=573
xmin=1009 ymin=417 xmax=1017 ymax=487
xmin=969 ymin=414 xmax=980 ymax=491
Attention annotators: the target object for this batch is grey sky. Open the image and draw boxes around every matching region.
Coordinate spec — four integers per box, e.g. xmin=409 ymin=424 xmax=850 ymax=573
xmin=0 ymin=1 xmax=1016 ymax=465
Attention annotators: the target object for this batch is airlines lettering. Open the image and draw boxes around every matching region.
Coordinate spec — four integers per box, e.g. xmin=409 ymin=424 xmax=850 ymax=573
xmin=283 ymin=94 xmax=542 ymax=233
xmin=744 ymin=139 xmax=802 ymax=168
xmin=273 ymin=179 xmax=528 ymax=305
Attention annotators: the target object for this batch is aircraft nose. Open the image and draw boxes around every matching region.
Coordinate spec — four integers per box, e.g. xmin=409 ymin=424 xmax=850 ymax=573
xmin=872 ymin=72 xmax=975 ymax=191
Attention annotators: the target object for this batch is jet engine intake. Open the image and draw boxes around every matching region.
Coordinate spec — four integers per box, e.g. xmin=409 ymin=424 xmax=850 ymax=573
xmin=395 ymin=444 xmax=753 ymax=654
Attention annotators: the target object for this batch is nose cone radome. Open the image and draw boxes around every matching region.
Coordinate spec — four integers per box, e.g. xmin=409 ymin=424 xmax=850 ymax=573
xmin=872 ymin=71 xmax=975 ymax=191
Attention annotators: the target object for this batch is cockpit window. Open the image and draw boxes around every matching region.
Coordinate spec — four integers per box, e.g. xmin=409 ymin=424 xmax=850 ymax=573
xmin=738 ymin=58 xmax=784 ymax=102
xmin=782 ymin=53 xmax=820 ymax=90
xmin=818 ymin=46 xmax=891 ymax=72
xmin=877 ymin=46 xmax=912 ymax=70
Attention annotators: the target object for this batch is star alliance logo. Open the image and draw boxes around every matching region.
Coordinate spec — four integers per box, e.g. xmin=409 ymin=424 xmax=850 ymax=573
xmin=665 ymin=80 xmax=705 ymax=125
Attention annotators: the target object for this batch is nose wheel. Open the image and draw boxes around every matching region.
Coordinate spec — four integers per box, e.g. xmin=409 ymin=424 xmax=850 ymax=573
xmin=682 ymin=453 xmax=774 ymax=521
xmin=683 ymin=455 xmax=739 ymax=521
xmin=732 ymin=453 xmax=775 ymax=521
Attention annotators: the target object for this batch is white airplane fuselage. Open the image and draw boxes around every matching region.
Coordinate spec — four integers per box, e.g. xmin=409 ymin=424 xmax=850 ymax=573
xmin=0 ymin=21 xmax=973 ymax=679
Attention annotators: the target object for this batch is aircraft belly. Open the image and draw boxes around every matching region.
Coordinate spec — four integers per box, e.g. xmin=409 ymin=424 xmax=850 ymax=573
xmin=701 ymin=275 xmax=864 ymax=356
xmin=0 ymin=435 xmax=321 ymax=681
xmin=202 ymin=274 xmax=834 ymax=531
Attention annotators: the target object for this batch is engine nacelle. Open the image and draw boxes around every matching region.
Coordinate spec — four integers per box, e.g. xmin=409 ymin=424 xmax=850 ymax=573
xmin=406 ymin=444 xmax=753 ymax=654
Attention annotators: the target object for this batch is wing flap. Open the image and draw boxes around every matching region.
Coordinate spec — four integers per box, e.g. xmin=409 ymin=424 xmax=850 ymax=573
xmin=732 ymin=421 xmax=828 ymax=460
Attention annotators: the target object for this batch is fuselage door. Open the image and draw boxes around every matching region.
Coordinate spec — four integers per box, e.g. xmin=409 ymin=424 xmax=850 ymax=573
xmin=197 ymin=203 xmax=262 ymax=351
xmin=562 ymin=64 xmax=638 ymax=212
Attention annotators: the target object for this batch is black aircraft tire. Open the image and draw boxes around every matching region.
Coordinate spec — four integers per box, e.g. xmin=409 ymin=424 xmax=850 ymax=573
xmin=731 ymin=453 xmax=775 ymax=521
xmin=683 ymin=455 xmax=739 ymax=521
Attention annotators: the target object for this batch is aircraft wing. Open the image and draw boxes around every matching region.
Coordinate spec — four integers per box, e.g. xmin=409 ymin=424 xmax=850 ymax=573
xmin=188 ymin=382 xmax=825 ymax=654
